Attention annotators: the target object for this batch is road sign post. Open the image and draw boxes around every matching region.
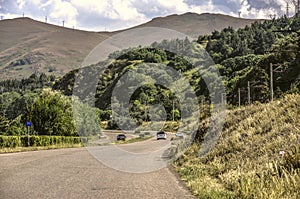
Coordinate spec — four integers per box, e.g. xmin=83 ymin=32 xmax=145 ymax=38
xmin=25 ymin=121 xmax=32 ymax=147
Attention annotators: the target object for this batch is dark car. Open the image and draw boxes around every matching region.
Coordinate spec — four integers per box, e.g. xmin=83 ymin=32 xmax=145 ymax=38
xmin=117 ymin=134 xmax=126 ymax=141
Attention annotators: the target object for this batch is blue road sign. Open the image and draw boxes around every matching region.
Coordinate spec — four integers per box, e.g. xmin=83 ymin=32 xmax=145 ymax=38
xmin=25 ymin=121 xmax=32 ymax=127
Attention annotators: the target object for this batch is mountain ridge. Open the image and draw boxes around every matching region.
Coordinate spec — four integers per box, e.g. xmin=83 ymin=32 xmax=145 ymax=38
xmin=0 ymin=12 xmax=262 ymax=79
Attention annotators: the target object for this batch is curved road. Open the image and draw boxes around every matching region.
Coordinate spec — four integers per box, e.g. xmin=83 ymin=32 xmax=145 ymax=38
xmin=0 ymin=137 xmax=194 ymax=199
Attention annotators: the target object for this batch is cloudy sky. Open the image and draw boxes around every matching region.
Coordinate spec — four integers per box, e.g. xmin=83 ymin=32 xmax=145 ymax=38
xmin=0 ymin=0 xmax=293 ymax=31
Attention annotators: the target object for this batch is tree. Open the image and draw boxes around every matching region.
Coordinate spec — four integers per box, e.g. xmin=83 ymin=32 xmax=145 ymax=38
xmin=73 ymin=99 xmax=101 ymax=136
xmin=25 ymin=89 xmax=75 ymax=136
xmin=0 ymin=115 xmax=9 ymax=135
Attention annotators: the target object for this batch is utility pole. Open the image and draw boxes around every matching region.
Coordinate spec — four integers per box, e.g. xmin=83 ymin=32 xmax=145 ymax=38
xmin=292 ymin=0 xmax=300 ymax=16
xmin=238 ymin=88 xmax=241 ymax=107
xmin=269 ymin=63 xmax=284 ymax=102
xmin=247 ymin=81 xmax=251 ymax=104
xmin=270 ymin=63 xmax=274 ymax=101
xmin=221 ymin=93 xmax=226 ymax=105
xmin=294 ymin=0 xmax=300 ymax=17
xmin=287 ymin=2 xmax=290 ymax=17
xmin=144 ymin=100 xmax=147 ymax=122
xmin=298 ymin=0 xmax=300 ymax=16
xmin=0 ymin=87 xmax=2 ymax=116
xmin=0 ymin=87 xmax=6 ymax=117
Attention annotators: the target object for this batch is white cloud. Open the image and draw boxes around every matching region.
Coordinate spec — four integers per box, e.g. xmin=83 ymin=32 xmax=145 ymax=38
xmin=17 ymin=0 xmax=25 ymax=9
xmin=68 ymin=0 xmax=147 ymax=30
xmin=111 ymin=0 xmax=145 ymax=20
xmin=71 ymin=0 xmax=108 ymax=14
xmin=41 ymin=0 xmax=78 ymax=27
xmin=155 ymin=0 xmax=189 ymax=13
xmin=239 ymin=0 xmax=289 ymax=19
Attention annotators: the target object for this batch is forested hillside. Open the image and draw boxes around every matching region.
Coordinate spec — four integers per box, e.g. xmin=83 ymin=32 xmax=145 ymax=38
xmin=200 ymin=16 xmax=300 ymax=104
xmin=1 ymin=15 xmax=300 ymax=138
xmin=54 ymin=16 xmax=300 ymax=118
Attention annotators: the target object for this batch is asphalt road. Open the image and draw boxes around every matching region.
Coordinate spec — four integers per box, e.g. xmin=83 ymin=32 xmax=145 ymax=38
xmin=0 ymin=137 xmax=195 ymax=199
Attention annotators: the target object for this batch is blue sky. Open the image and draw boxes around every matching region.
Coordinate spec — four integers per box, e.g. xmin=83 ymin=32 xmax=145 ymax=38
xmin=0 ymin=0 xmax=291 ymax=31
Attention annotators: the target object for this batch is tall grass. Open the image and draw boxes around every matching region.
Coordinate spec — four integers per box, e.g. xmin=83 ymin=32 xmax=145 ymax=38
xmin=175 ymin=94 xmax=300 ymax=198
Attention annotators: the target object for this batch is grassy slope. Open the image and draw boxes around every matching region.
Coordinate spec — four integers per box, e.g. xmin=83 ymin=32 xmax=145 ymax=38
xmin=0 ymin=17 xmax=111 ymax=79
xmin=175 ymin=94 xmax=300 ymax=198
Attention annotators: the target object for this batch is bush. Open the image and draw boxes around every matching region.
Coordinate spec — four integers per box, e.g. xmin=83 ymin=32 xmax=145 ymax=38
xmin=0 ymin=136 xmax=21 ymax=147
xmin=144 ymin=132 xmax=150 ymax=136
xmin=0 ymin=135 xmax=82 ymax=148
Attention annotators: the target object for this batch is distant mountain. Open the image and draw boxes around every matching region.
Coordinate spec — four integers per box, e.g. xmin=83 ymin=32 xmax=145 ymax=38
xmin=0 ymin=17 xmax=111 ymax=79
xmin=0 ymin=13 xmax=262 ymax=79
xmin=131 ymin=12 xmax=262 ymax=38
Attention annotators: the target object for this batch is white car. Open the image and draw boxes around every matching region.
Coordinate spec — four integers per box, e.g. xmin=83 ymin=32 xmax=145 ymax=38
xmin=175 ymin=132 xmax=184 ymax=138
xmin=157 ymin=131 xmax=167 ymax=140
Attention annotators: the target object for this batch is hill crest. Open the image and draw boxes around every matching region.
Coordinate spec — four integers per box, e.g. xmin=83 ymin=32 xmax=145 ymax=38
xmin=0 ymin=13 xmax=262 ymax=79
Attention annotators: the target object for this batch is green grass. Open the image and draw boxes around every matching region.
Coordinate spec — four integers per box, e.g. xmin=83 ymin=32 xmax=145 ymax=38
xmin=175 ymin=94 xmax=300 ymax=198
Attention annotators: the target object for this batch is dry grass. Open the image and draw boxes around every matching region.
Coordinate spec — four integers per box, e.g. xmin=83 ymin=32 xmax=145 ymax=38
xmin=134 ymin=12 xmax=261 ymax=39
xmin=175 ymin=94 xmax=300 ymax=198
xmin=0 ymin=17 xmax=111 ymax=80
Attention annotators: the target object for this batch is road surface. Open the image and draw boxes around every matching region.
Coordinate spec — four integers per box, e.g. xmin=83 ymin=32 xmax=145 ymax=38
xmin=0 ymin=136 xmax=194 ymax=199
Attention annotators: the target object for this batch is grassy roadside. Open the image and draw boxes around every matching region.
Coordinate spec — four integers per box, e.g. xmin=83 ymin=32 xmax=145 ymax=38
xmin=0 ymin=143 xmax=83 ymax=154
xmin=112 ymin=135 xmax=154 ymax=145
xmin=174 ymin=94 xmax=300 ymax=198
xmin=0 ymin=134 xmax=154 ymax=153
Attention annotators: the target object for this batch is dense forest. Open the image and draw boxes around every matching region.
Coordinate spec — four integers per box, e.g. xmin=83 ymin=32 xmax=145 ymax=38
xmin=1 ymin=16 xmax=300 ymax=136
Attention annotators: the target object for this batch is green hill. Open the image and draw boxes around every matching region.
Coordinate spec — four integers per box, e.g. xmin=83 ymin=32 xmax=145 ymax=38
xmin=53 ymin=16 xmax=300 ymax=115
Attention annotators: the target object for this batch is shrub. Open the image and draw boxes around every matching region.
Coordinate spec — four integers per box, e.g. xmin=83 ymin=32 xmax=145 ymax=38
xmin=0 ymin=135 xmax=82 ymax=148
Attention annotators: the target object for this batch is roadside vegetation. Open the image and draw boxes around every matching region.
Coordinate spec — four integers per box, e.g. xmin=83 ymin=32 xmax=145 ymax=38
xmin=175 ymin=94 xmax=300 ymax=198
xmin=113 ymin=133 xmax=153 ymax=145
xmin=0 ymin=135 xmax=83 ymax=153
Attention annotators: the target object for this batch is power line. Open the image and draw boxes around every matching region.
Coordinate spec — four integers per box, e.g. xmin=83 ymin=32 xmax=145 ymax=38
xmin=270 ymin=63 xmax=274 ymax=101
